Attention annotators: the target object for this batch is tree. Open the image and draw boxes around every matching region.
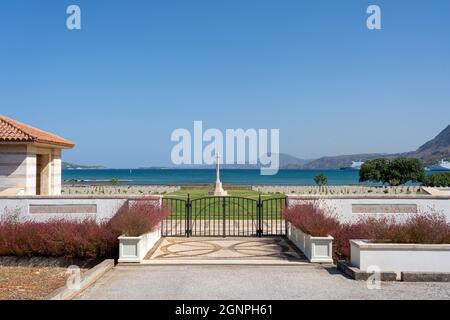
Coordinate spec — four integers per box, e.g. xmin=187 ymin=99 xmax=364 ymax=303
xmin=359 ymin=158 xmax=424 ymax=186
xmin=359 ymin=158 xmax=390 ymax=184
xmin=314 ymin=174 xmax=328 ymax=191
xmin=422 ymin=172 xmax=450 ymax=187
xmin=388 ymin=157 xmax=424 ymax=186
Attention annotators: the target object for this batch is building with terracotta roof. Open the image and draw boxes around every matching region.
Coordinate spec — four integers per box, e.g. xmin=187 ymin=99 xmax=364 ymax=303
xmin=0 ymin=115 xmax=75 ymax=196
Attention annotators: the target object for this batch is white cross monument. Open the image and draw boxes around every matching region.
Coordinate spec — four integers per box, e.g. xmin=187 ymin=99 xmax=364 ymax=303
xmin=212 ymin=153 xmax=228 ymax=196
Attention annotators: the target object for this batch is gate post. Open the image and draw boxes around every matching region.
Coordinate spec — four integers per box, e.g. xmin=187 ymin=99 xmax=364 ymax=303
xmin=257 ymin=194 xmax=262 ymax=237
xmin=186 ymin=194 xmax=191 ymax=237
xmin=222 ymin=197 xmax=226 ymax=238
xmin=284 ymin=196 xmax=288 ymax=235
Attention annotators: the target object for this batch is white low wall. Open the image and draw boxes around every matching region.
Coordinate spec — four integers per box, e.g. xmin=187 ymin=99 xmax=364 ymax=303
xmin=0 ymin=195 xmax=162 ymax=223
xmin=286 ymin=195 xmax=450 ymax=223
xmin=350 ymin=240 xmax=450 ymax=274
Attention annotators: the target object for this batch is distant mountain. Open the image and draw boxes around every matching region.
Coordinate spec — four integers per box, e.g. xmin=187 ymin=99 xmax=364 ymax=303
xmin=402 ymin=125 xmax=450 ymax=164
xmin=278 ymin=153 xmax=311 ymax=167
xmin=62 ymin=162 xmax=106 ymax=170
xmin=170 ymin=153 xmax=310 ymax=169
xmin=287 ymin=125 xmax=450 ymax=169
xmin=298 ymin=153 xmax=393 ymax=170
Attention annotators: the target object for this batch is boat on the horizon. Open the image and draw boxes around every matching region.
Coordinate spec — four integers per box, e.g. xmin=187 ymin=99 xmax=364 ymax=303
xmin=340 ymin=160 xmax=364 ymax=171
xmin=426 ymin=159 xmax=450 ymax=171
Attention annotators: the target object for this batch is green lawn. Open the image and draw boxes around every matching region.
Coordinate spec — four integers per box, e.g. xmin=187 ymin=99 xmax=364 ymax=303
xmin=166 ymin=188 xmax=284 ymax=200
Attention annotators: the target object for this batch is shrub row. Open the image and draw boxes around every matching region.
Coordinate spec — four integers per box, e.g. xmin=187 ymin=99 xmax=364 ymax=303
xmin=110 ymin=200 xmax=170 ymax=237
xmin=0 ymin=218 xmax=117 ymax=259
xmin=422 ymin=172 xmax=450 ymax=187
xmin=0 ymin=200 xmax=169 ymax=259
xmin=283 ymin=203 xmax=450 ymax=261
xmin=283 ymin=203 xmax=339 ymax=237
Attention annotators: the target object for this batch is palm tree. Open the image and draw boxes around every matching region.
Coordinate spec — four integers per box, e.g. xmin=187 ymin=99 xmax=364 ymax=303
xmin=314 ymin=174 xmax=328 ymax=192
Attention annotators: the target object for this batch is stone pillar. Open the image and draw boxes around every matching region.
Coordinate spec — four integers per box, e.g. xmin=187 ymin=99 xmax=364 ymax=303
xmin=25 ymin=145 xmax=37 ymax=195
xmin=39 ymin=153 xmax=51 ymax=196
xmin=51 ymin=149 xmax=62 ymax=195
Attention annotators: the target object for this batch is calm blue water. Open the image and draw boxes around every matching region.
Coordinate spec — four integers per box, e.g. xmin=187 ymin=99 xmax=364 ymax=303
xmin=63 ymin=169 xmax=366 ymax=186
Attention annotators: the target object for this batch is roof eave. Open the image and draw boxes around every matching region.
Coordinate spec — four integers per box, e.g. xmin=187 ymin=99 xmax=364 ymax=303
xmin=34 ymin=140 xmax=76 ymax=149
xmin=0 ymin=140 xmax=75 ymax=149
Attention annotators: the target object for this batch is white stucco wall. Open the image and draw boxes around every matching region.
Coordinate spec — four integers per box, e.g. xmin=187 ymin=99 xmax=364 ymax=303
xmin=0 ymin=145 xmax=28 ymax=194
xmin=0 ymin=195 xmax=162 ymax=223
xmin=286 ymin=195 xmax=450 ymax=223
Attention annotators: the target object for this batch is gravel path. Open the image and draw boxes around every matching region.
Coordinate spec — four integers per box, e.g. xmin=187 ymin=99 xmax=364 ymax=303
xmin=78 ymin=265 xmax=450 ymax=300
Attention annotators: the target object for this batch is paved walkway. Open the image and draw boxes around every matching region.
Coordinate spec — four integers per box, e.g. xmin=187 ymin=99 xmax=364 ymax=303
xmin=78 ymin=265 xmax=450 ymax=300
xmin=143 ymin=237 xmax=308 ymax=265
xmin=77 ymin=237 xmax=450 ymax=300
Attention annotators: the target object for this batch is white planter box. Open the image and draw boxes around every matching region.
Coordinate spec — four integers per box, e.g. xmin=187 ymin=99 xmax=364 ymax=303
xmin=118 ymin=227 xmax=161 ymax=263
xmin=287 ymin=222 xmax=334 ymax=263
xmin=350 ymin=240 xmax=450 ymax=274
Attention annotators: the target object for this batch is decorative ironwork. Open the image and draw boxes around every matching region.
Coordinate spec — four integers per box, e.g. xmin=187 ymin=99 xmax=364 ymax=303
xmin=162 ymin=195 xmax=286 ymax=237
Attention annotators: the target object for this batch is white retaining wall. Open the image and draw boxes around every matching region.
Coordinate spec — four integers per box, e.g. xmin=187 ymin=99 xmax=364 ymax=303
xmin=350 ymin=240 xmax=450 ymax=273
xmin=286 ymin=195 xmax=450 ymax=223
xmin=0 ymin=195 xmax=162 ymax=223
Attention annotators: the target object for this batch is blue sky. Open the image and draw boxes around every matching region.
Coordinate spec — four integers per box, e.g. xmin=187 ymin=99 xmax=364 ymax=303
xmin=1 ymin=0 xmax=449 ymax=167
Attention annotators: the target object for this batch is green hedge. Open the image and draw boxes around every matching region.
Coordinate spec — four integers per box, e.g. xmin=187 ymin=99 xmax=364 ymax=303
xmin=422 ymin=172 xmax=450 ymax=187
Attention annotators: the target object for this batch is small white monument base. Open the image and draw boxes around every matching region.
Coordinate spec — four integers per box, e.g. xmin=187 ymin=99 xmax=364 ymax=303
xmin=213 ymin=181 xmax=228 ymax=196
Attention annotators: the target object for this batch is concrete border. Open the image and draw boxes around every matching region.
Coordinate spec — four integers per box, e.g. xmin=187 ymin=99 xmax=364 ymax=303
xmin=286 ymin=194 xmax=450 ymax=200
xmin=130 ymin=259 xmax=312 ymax=266
xmin=351 ymin=239 xmax=450 ymax=250
xmin=337 ymin=261 xmax=450 ymax=282
xmin=46 ymin=259 xmax=115 ymax=300
xmin=0 ymin=195 xmax=162 ymax=200
xmin=401 ymin=272 xmax=450 ymax=282
xmin=337 ymin=261 xmax=397 ymax=281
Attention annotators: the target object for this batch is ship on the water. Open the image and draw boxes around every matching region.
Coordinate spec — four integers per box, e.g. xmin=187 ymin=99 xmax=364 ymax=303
xmin=426 ymin=159 xmax=450 ymax=171
xmin=340 ymin=160 xmax=364 ymax=171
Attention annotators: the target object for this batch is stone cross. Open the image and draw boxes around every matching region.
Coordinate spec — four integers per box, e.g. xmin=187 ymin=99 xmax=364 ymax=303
xmin=215 ymin=153 xmax=221 ymax=183
xmin=211 ymin=152 xmax=227 ymax=196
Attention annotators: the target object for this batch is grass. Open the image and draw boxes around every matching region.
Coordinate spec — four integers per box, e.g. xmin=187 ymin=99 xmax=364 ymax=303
xmin=166 ymin=188 xmax=282 ymax=200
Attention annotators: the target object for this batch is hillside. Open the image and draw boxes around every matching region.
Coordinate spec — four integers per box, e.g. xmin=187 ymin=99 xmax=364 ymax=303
xmin=297 ymin=153 xmax=392 ymax=170
xmin=173 ymin=154 xmax=310 ymax=169
xmin=62 ymin=162 xmax=106 ymax=170
xmin=287 ymin=125 xmax=450 ymax=169
xmin=403 ymin=125 xmax=450 ymax=164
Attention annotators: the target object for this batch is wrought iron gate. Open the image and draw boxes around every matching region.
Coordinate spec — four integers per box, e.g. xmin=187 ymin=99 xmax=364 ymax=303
xmin=162 ymin=195 xmax=286 ymax=237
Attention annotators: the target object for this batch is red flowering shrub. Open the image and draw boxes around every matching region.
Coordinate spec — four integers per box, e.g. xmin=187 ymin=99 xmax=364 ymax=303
xmin=332 ymin=222 xmax=366 ymax=261
xmin=332 ymin=213 xmax=450 ymax=261
xmin=283 ymin=203 xmax=449 ymax=261
xmin=0 ymin=199 xmax=169 ymax=259
xmin=356 ymin=213 xmax=450 ymax=244
xmin=109 ymin=200 xmax=170 ymax=237
xmin=0 ymin=218 xmax=117 ymax=259
xmin=283 ymin=203 xmax=340 ymax=237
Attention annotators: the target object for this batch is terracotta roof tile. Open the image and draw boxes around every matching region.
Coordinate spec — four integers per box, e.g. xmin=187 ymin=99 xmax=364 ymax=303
xmin=0 ymin=115 xmax=75 ymax=148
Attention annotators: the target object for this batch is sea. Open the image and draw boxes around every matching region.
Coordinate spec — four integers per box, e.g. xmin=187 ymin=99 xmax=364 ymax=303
xmin=63 ymin=169 xmax=370 ymax=186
